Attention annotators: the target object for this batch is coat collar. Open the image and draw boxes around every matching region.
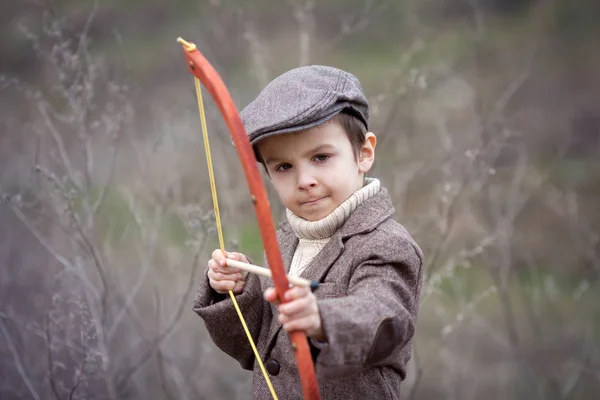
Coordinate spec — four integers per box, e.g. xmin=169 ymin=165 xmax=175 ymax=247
xmin=300 ymin=187 xmax=394 ymax=280
xmin=263 ymin=187 xmax=396 ymax=357
xmin=276 ymin=186 xmax=396 ymax=282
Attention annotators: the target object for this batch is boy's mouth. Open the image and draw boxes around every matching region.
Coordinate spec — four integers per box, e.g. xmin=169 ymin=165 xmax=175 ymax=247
xmin=301 ymin=196 xmax=327 ymax=206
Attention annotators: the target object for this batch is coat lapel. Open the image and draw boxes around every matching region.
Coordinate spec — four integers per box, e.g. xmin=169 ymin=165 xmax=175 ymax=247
xmin=278 ymin=224 xmax=298 ymax=274
xmin=261 ymin=224 xmax=298 ymax=357
xmin=298 ymin=188 xmax=395 ymax=282
xmin=261 ymin=188 xmax=396 ymax=358
xmin=299 ymin=233 xmax=344 ymax=281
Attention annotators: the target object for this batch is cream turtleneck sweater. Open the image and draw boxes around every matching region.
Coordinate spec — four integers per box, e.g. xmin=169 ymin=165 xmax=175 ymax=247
xmin=286 ymin=178 xmax=381 ymax=277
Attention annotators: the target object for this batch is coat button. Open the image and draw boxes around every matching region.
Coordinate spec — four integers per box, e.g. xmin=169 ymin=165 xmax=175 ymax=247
xmin=265 ymin=359 xmax=280 ymax=376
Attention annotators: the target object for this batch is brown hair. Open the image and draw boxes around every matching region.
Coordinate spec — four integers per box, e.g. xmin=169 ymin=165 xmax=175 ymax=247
xmin=255 ymin=109 xmax=367 ymax=167
xmin=328 ymin=109 xmax=368 ymax=160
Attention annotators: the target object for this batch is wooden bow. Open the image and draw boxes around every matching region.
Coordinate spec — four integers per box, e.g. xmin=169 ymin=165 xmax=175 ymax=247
xmin=178 ymin=38 xmax=320 ymax=400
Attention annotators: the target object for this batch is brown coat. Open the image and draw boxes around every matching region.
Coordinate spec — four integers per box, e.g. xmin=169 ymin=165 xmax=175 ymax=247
xmin=193 ymin=187 xmax=424 ymax=399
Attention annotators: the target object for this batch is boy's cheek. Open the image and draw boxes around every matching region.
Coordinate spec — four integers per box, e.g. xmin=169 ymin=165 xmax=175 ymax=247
xmin=270 ymin=180 xmax=291 ymax=199
xmin=277 ymin=192 xmax=296 ymax=210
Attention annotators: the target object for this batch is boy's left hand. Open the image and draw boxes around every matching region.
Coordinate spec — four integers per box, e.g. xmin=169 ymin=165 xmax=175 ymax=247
xmin=264 ymin=286 xmax=326 ymax=341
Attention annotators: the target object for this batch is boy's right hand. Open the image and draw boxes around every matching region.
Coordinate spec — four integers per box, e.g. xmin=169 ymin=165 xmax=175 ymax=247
xmin=207 ymin=249 xmax=249 ymax=295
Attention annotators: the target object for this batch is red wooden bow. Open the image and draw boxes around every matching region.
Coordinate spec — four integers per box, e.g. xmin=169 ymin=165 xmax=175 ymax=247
xmin=179 ymin=40 xmax=321 ymax=400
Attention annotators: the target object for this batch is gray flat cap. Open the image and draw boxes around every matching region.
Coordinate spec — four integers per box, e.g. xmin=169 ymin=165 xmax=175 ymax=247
xmin=240 ymin=65 xmax=369 ymax=145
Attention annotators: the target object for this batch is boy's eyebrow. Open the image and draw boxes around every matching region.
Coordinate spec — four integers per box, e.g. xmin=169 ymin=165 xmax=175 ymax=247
xmin=263 ymin=144 xmax=336 ymax=165
xmin=303 ymin=144 xmax=336 ymax=156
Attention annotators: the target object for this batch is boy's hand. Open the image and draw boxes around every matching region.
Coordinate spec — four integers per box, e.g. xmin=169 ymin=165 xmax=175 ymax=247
xmin=264 ymin=286 xmax=326 ymax=341
xmin=208 ymin=249 xmax=249 ymax=294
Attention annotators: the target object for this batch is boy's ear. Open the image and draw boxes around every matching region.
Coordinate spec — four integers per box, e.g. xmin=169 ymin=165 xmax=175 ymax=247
xmin=358 ymin=132 xmax=376 ymax=173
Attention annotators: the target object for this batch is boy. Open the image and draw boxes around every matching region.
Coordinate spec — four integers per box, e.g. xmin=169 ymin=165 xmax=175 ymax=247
xmin=193 ymin=65 xmax=423 ymax=399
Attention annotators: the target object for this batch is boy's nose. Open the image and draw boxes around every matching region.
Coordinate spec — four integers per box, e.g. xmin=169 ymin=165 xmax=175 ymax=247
xmin=296 ymin=170 xmax=318 ymax=190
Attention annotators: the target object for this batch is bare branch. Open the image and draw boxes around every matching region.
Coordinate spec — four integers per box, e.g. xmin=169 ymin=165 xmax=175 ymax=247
xmin=241 ymin=18 xmax=270 ymax=88
xmin=21 ymin=164 xmax=110 ymax=305
xmin=375 ymin=38 xmax=426 ymax=146
xmin=317 ymin=0 xmax=387 ymax=58
xmin=108 ymin=199 xmax=164 ymax=340
xmin=407 ymin=346 xmax=422 ymax=400
xmin=155 ymin=291 xmax=178 ymax=400
xmin=115 ymin=244 xmax=203 ymax=391
xmin=486 ymin=42 xmax=539 ymax=128
xmin=68 ymin=377 xmax=82 ymax=400
xmin=0 ymin=311 xmax=85 ymax=357
xmin=37 ymin=101 xmax=80 ymax=188
xmin=90 ymin=105 xmax=125 ymax=224
xmin=45 ymin=314 xmax=62 ymax=400
xmin=0 ymin=316 xmax=42 ymax=400
xmin=287 ymin=0 xmax=316 ymax=66
xmin=7 ymin=201 xmax=101 ymax=300
xmin=75 ymin=2 xmax=98 ymax=59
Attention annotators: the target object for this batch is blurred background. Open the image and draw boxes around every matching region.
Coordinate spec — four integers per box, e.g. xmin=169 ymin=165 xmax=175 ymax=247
xmin=1 ymin=0 xmax=599 ymax=399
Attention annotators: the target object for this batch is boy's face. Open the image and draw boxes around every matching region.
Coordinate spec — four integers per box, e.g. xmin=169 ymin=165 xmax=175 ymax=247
xmin=257 ymin=121 xmax=376 ymax=221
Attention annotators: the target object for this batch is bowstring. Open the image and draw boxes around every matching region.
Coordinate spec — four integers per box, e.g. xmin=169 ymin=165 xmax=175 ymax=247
xmin=194 ymin=77 xmax=279 ymax=400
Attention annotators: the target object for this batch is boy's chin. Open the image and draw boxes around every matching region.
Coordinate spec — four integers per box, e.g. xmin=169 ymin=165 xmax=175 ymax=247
xmin=289 ymin=198 xmax=336 ymax=221
xmin=296 ymin=208 xmax=331 ymax=222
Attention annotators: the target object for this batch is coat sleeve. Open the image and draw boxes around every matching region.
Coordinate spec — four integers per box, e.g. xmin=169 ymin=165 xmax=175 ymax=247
xmin=314 ymin=229 xmax=423 ymax=378
xmin=192 ymin=268 xmax=267 ymax=370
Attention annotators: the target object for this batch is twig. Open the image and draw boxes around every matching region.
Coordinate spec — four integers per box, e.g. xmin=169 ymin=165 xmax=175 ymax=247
xmin=0 ymin=316 xmax=42 ymax=400
xmin=91 ymin=120 xmax=123 ymax=223
xmin=115 ymin=244 xmax=203 ymax=391
xmin=75 ymin=2 xmax=98 ymax=58
xmin=37 ymin=101 xmax=79 ymax=188
xmin=317 ymin=0 xmax=387 ymax=58
xmin=407 ymin=346 xmax=422 ymax=400
xmin=155 ymin=292 xmax=178 ymax=400
xmin=422 ymin=180 xmax=468 ymax=279
xmin=376 ymin=38 xmax=426 ymax=148
xmin=68 ymin=377 xmax=82 ymax=400
xmin=0 ymin=311 xmax=85 ymax=356
xmin=241 ymin=18 xmax=270 ymax=88
xmin=107 ymin=200 xmax=164 ymax=340
xmin=45 ymin=314 xmax=62 ymax=400
xmin=7 ymin=202 xmax=101 ymax=300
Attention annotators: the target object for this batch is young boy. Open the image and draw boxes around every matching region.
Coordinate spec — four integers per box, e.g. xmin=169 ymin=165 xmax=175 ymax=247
xmin=193 ymin=65 xmax=423 ymax=399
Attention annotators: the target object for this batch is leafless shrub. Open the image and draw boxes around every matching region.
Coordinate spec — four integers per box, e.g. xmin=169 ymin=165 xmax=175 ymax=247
xmin=1 ymin=5 xmax=211 ymax=399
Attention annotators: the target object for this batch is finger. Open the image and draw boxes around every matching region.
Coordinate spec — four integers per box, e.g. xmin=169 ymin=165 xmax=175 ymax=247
xmin=282 ymin=314 xmax=320 ymax=334
xmin=278 ymin=296 xmax=314 ymax=317
xmin=278 ymin=312 xmax=289 ymax=324
xmin=223 ymin=254 xmax=249 ymax=277
xmin=283 ymin=286 xmax=310 ymax=302
xmin=211 ymin=249 xmax=239 ymax=268
xmin=208 ymin=269 xmax=243 ymax=282
xmin=210 ymin=278 xmax=236 ymax=293
xmin=229 ymin=252 xmax=249 ymax=264
xmin=212 ymin=248 xmax=227 ymax=266
xmin=209 ymin=259 xmax=241 ymax=276
xmin=223 ymin=250 xmax=245 ymax=265
xmin=277 ymin=308 xmax=315 ymax=324
xmin=232 ymin=279 xmax=246 ymax=294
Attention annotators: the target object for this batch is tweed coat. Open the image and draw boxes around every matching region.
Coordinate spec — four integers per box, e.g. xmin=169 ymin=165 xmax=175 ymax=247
xmin=193 ymin=187 xmax=424 ymax=399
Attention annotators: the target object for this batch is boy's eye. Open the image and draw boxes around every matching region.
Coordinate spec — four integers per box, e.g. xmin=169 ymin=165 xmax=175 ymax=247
xmin=313 ymin=154 xmax=329 ymax=162
xmin=275 ymin=163 xmax=292 ymax=172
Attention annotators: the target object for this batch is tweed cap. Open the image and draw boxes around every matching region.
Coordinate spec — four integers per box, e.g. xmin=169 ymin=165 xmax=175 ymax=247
xmin=240 ymin=65 xmax=369 ymax=145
